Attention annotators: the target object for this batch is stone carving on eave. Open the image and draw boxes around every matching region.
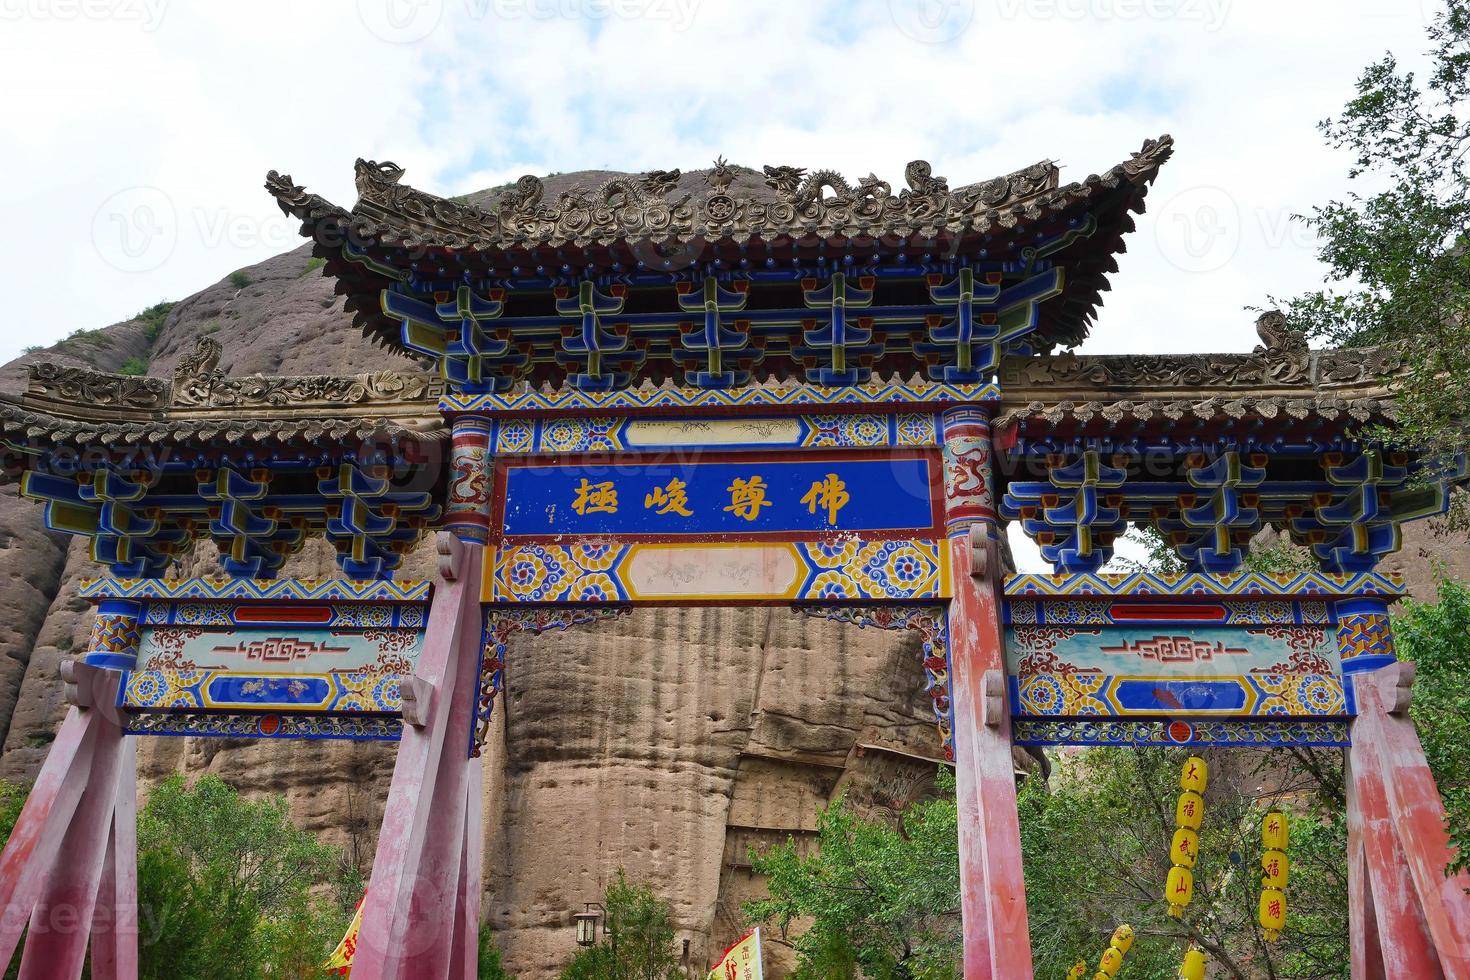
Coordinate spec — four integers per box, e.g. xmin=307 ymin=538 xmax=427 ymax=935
xmin=997 ymin=312 xmax=1406 ymax=413
xmin=20 ymin=338 xmax=446 ymax=424
xmin=992 ymin=312 xmax=1410 ymax=430
xmin=264 ymin=136 xmax=1174 ymax=250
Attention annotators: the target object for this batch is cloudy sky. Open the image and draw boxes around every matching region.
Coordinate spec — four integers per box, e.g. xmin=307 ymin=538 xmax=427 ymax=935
xmin=0 ymin=0 xmax=1440 ymax=365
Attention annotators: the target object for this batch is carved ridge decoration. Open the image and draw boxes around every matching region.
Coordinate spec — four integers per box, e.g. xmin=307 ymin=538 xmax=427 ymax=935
xmin=0 ymin=399 xmax=444 ymax=448
xmin=22 ymin=339 xmax=446 ymax=420
xmin=172 ymin=369 xmax=445 ymax=409
xmin=993 ymin=394 xmax=1394 ymax=430
xmin=264 ymin=136 xmax=1174 ymax=250
xmin=995 ymin=313 xmax=1413 ymax=427
xmin=27 ymin=362 xmax=169 ymax=411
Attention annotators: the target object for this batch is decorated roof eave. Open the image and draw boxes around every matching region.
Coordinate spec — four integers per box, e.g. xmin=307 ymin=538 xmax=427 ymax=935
xmin=0 ymin=397 xmax=443 ymax=451
xmin=264 ymin=136 xmax=1173 ymax=357
xmin=994 ymin=315 xmax=1412 ymax=435
xmin=1 ymin=355 xmax=447 ymax=455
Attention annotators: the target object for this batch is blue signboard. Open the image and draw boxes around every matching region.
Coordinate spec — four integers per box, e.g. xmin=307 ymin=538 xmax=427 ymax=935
xmin=499 ymin=456 xmax=937 ymax=537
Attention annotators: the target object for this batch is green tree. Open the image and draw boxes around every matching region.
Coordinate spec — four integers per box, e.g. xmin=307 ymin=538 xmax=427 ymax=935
xmin=749 ymin=770 xmax=962 ymax=979
xmin=0 ymin=773 xmax=360 ymax=978
xmin=1390 ymin=577 xmax=1470 ymax=877
xmin=136 ymin=773 xmax=358 ymax=979
xmin=1272 ymin=0 xmax=1470 ymax=455
xmin=559 ymin=870 xmax=682 ymax=980
xmin=479 ymin=923 xmax=517 ymax=979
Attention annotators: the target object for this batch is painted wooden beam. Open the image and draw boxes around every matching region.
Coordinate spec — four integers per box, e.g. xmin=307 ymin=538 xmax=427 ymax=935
xmin=89 ymin=736 xmax=138 ymax=980
xmin=448 ymin=765 xmax=484 ymax=980
xmin=15 ymin=669 xmax=127 ymax=979
xmin=0 ymin=666 xmax=129 ymax=977
xmin=1349 ymin=663 xmax=1470 ymax=977
xmin=353 ymin=534 xmax=485 ymax=980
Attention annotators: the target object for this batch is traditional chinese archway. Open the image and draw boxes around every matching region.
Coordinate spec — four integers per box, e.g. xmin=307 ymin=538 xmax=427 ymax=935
xmin=1 ymin=136 xmax=1467 ymax=978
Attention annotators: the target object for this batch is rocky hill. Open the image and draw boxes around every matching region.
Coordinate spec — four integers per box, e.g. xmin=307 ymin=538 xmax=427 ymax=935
xmin=0 ymin=242 xmax=955 ymax=976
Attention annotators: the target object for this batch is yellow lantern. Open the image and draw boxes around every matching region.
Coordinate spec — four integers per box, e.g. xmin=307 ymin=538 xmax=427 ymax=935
xmin=1259 ymin=886 xmax=1287 ymax=941
xmin=1262 ymin=810 xmax=1288 ymax=850
xmin=1099 ymin=947 xmax=1123 ymax=976
xmin=1262 ymin=848 xmax=1289 ymax=889
xmin=1094 ymin=974 xmax=1109 ymax=980
xmin=1067 ymin=961 xmax=1088 ymax=980
xmin=1109 ymin=924 xmax=1135 ymax=956
xmin=1179 ymin=756 xmax=1208 ymax=794
xmin=1179 ymin=947 xmax=1207 ymax=980
xmin=1175 ymin=790 xmax=1204 ymax=830
xmin=1166 ymin=865 xmax=1195 ymax=917
xmin=1170 ymin=827 xmax=1199 ymax=869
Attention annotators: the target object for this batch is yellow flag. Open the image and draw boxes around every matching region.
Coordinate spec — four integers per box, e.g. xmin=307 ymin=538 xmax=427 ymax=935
xmin=708 ymin=927 xmax=764 ymax=980
xmin=323 ymin=897 xmax=365 ymax=975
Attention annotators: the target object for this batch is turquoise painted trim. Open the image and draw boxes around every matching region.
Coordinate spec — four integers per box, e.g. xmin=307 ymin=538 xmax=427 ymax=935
xmin=79 ymin=577 xmax=433 ymax=602
xmin=1004 ymin=570 xmax=1405 ymax=598
xmin=441 ymin=380 xmax=1001 ymax=415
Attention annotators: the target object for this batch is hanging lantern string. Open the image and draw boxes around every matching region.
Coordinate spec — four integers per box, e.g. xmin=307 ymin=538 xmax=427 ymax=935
xmin=1258 ymin=809 xmax=1290 ymax=942
xmin=1165 ymin=755 xmax=1208 ymax=919
xmin=1089 ymin=924 xmax=1134 ymax=979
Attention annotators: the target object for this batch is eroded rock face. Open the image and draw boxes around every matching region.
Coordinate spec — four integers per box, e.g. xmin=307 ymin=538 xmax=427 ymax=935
xmin=0 ymin=243 xmax=951 ymax=977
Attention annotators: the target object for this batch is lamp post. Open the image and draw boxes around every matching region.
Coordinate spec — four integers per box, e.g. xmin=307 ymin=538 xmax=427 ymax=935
xmin=574 ymin=902 xmax=606 ymax=948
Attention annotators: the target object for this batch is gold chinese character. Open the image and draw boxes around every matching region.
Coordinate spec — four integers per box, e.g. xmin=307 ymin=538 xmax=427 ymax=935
xmin=723 ymin=476 xmax=772 ymax=522
xmin=571 ymin=478 xmax=618 ymax=515
xmin=801 ymin=473 xmax=850 ymax=525
xmin=644 ymin=478 xmax=693 ymax=517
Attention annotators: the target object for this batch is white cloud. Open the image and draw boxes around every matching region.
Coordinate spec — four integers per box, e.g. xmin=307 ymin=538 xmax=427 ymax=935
xmin=0 ymin=0 xmax=1441 ymax=362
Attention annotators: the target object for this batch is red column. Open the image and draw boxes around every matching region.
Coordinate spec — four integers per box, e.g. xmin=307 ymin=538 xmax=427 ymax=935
xmin=1346 ymin=661 xmax=1470 ymax=978
xmin=356 ymin=415 xmax=494 ymax=979
xmin=0 ymin=665 xmax=134 ymax=980
xmin=353 ymin=533 xmax=486 ymax=980
xmin=941 ymin=407 xmax=1033 ymax=979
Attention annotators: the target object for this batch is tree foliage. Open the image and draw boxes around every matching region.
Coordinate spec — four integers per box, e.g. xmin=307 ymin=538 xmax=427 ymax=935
xmin=1273 ymin=0 xmax=1470 ymax=454
xmin=0 ymin=773 xmax=361 ymax=979
xmin=136 ymin=773 xmax=360 ymax=979
xmin=559 ymin=870 xmax=683 ymax=980
xmin=748 ymin=770 xmax=962 ymax=979
xmin=1391 ymin=577 xmax=1470 ymax=877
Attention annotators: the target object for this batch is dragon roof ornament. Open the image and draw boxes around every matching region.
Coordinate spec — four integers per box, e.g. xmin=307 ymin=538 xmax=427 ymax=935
xmin=265 ymin=136 xmax=1173 ymax=251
